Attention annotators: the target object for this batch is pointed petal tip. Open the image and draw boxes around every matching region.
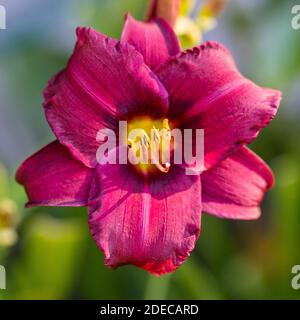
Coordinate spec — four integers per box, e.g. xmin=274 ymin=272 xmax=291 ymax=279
xmin=94 ymin=220 xmax=200 ymax=275
xmin=102 ymin=229 xmax=200 ymax=276
xmin=121 ymin=13 xmax=180 ymax=69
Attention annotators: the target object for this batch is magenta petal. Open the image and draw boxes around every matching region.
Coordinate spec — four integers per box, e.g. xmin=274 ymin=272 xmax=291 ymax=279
xmin=202 ymin=146 xmax=274 ymax=220
xmin=16 ymin=141 xmax=94 ymax=207
xmin=44 ymin=27 xmax=169 ymax=168
xmin=157 ymin=42 xmax=282 ymax=170
xmin=88 ymin=162 xmax=201 ymax=275
xmin=121 ymin=14 xmax=180 ymax=70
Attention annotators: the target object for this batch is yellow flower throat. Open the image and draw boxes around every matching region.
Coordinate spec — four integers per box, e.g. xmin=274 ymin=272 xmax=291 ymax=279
xmin=127 ymin=117 xmax=172 ymax=175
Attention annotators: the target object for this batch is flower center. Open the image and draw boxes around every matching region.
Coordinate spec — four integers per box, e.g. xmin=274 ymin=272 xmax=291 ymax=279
xmin=127 ymin=117 xmax=172 ymax=175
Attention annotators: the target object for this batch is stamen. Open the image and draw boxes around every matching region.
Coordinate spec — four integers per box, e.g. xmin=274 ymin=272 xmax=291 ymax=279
xmin=154 ymin=161 xmax=170 ymax=173
xmin=162 ymin=118 xmax=170 ymax=130
xmin=152 ymin=126 xmax=160 ymax=144
xmin=140 ymin=131 xmax=150 ymax=162
xmin=127 ymin=118 xmax=172 ymax=174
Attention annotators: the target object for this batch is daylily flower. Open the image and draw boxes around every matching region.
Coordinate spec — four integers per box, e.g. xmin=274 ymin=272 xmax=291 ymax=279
xmin=16 ymin=13 xmax=281 ymax=275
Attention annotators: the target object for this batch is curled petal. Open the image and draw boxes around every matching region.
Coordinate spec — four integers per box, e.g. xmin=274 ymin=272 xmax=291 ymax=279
xmin=202 ymin=146 xmax=274 ymax=220
xmin=157 ymin=42 xmax=282 ymax=170
xmin=121 ymin=14 xmax=180 ymax=70
xmin=16 ymin=141 xmax=94 ymax=207
xmin=88 ymin=158 xmax=201 ymax=275
xmin=44 ymin=27 xmax=169 ymax=168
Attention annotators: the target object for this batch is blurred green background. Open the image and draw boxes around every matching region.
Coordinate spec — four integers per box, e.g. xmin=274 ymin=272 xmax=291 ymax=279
xmin=0 ymin=0 xmax=300 ymax=300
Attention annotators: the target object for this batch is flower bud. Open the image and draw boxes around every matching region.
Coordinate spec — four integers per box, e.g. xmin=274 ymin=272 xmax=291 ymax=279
xmin=0 ymin=199 xmax=19 ymax=246
xmin=146 ymin=0 xmax=180 ymax=27
xmin=0 ymin=199 xmax=18 ymax=229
